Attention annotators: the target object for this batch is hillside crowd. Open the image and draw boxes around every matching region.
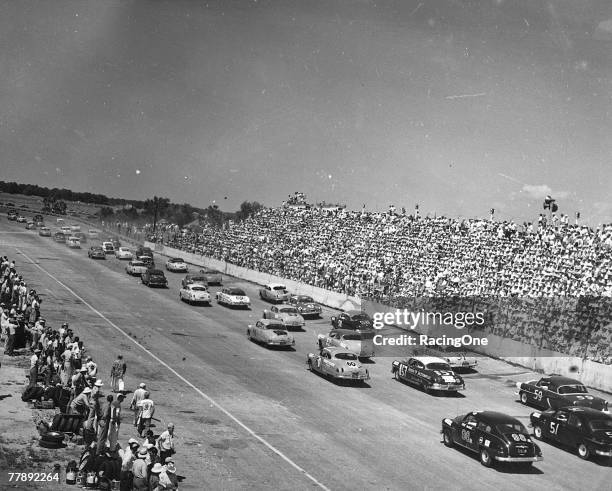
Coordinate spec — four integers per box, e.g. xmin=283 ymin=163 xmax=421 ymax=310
xmin=1 ymin=256 xmax=180 ymax=490
xmin=149 ymin=206 xmax=612 ymax=363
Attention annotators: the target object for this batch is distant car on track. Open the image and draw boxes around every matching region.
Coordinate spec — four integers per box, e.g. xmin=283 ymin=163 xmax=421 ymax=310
xmin=179 ymin=284 xmax=211 ymax=305
xmin=16 ymin=215 xmax=27 ymax=223
xmin=53 ymin=232 xmax=66 ymax=243
xmin=442 ymin=411 xmax=543 ymax=468
xmin=215 ymin=287 xmax=250 ymax=308
xmin=115 ymin=247 xmax=133 ymax=260
xmin=25 ymin=221 xmax=36 ymax=230
xmin=141 ymin=269 xmax=168 ymax=288
xmin=198 ymin=267 xmax=222 ymax=285
xmin=288 ymin=294 xmax=322 ymax=318
xmin=7 ymin=211 xmax=17 ymax=221
xmin=67 ymin=236 xmax=81 ymax=248
xmin=331 ymin=310 xmax=374 ymax=330
xmin=38 ymin=226 xmax=51 ymax=237
xmin=247 ymin=319 xmax=295 ymax=348
xmin=102 ymin=241 xmax=115 ymax=255
xmin=516 ymin=376 xmax=608 ymax=411
xmin=88 ymin=246 xmax=106 ymax=259
xmin=307 ymin=347 xmax=370 ymax=383
xmin=426 ymin=345 xmax=478 ymax=371
xmin=73 ymin=231 xmax=87 ymax=243
xmin=166 ymin=257 xmax=188 ymax=272
xmin=259 ymin=283 xmax=290 ymax=303
xmin=262 ymin=304 xmax=305 ymax=330
xmin=392 ymin=356 xmax=465 ymax=394
xmin=181 ymin=274 xmax=208 ymax=288
xmin=318 ymin=329 xmax=375 ymax=358
xmin=530 ymin=406 xmax=612 ymax=460
xmin=126 ymin=260 xmax=148 ymax=276
xmin=137 ymin=255 xmax=155 ymax=269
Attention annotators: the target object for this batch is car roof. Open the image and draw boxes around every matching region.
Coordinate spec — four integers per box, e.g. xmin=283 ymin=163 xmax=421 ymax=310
xmin=149 ymin=269 xmax=164 ymax=274
xmin=542 ymin=376 xmax=583 ymax=385
xmin=323 ymin=347 xmax=357 ymax=356
xmin=170 ymin=257 xmax=184 ymax=261
xmin=343 ymin=309 xmax=364 ymax=316
xmin=468 ymin=411 xmax=523 ymax=425
xmin=554 ymin=407 xmax=612 ymax=419
xmin=256 ymin=318 xmax=285 ymax=327
xmin=408 ymin=356 xmax=450 ymax=365
xmin=275 ymin=304 xmax=295 ymax=309
xmin=266 ymin=283 xmax=286 ymax=288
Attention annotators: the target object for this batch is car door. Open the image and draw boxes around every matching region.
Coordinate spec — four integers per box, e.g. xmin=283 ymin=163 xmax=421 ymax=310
xmin=397 ymin=360 xmax=410 ymax=382
xmin=563 ymin=413 xmax=584 ymax=448
xmin=457 ymin=414 xmax=480 ymax=451
xmin=252 ymin=321 xmax=264 ymax=342
xmin=407 ymin=359 xmax=424 ymax=384
xmin=546 ymin=410 xmax=571 ymax=445
xmin=530 ymin=379 xmax=551 ymax=408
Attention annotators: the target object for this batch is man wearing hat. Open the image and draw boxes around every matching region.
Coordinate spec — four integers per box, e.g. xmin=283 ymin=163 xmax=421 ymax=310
xmin=108 ymin=393 xmax=125 ymax=450
xmin=118 ymin=438 xmax=139 ymax=491
xmin=159 ymin=460 xmax=178 ymax=490
xmin=148 ymin=462 xmax=163 ymax=489
xmin=136 ymin=391 xmax=155 ymax=438
xmin=131 ymin=447 xmax=148 ymax=490
xmin=156 ymin=423 xmax=175 ymax=463
xmin=4 ymin=315 xmax=17 ymax=356
xmin=28 ymin=348 xmax=41 ymax=387
xmin=130 ymin=383 xmax=147 ymax=428
xmin=69 ymin=386 xmax=92 ymax=416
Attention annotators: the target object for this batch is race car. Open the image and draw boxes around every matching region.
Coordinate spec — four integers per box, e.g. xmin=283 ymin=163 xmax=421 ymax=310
xmin=259 ymin=283 xmax=290 ymax=303
xmin=137 ymin=255 xmax=155 ymax=269
xmin=215 ymin=287 xmax=250 ymax=308
xmin=179 ymin=284 xmax=211 ymax=305
xmin=88 ymin=246 xmax=106 ymax=259
xmin=38 ymin=226 xmax=51 ymax=237
xmin=7 ymin=211 xmax=17 ymax=220
xmin=530 ymin=406 xmax=612 ymax=460
xmin=426 ymin=345 xmax=478 ymax=371
xmin=516 ymin=376 xmax=608 ymax=411
xmin=198 ymin=267 xmax=222 ymax=285
xmin=391 ymin=356 xmax=465 ymax=393
xmin=442 ymin=411 xmax=543 ymax=468
xmin=73 ymin=232 xmax=88 ymax=244
xmin=166 ymin=257 xmax=188 ymax=272
xmin=66 ymin=236 xmax=81 ymax=248
xmin=247 ymin=319 xmax=295 ymax=348
xmin=25 ymin=221 xmax=36 ymax=230
xmin=317 ymin=328 xmax=375 ymax=358
xmin=102 ymin=241 xmax=115 ymax=254
xmin=331 ymin=310 xmax=373 ymax=330
xmin=307 ymin=347 xmax=370 ymax=383
xmin=141 ymin=269 xmax=168 ymax=288
xmin=288 ymin=294 xmax=322 ymax=318
xmin=262 ymin=304 xmax=305 ymax=330
xmin=181 ymin=274 xmax=208 ymax=288
xmin=16 ymin=215 xmax=27 ymax=223
xmin=115 ymin=247 xmax=133 ymax=260
xmin=126 ymin=260 xmax=148 ymax=276
xmin=53 ymin=232 xmax=66 ymax=243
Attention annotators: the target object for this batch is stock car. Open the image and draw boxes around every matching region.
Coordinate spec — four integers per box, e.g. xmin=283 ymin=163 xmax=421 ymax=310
xmin=67 ymin=236 xmax=81 ymax=248
xmin=142 ymin=269 xmax=168 ymax=288
xmin=247 ymin=319 xmax=295 ymax=348
xmin=317 ymin=328 xmax=376 ymax=358
xmin=137 ymin=255 xmax=155 ymax=269
xmin=199 ymin=267 xmax=223 ymax=285
xmin=262 ymin=304 xmax=305 ymax=330
xmin=25 ymin=221 xmax=36 ymax=230
xmin=516 ymin=376 xmax=608 ymax=411
xmin=391 ymin=356 xmax=465 ymax=393
xmin=16 ymin=215 xmax=27 ymax=223
xmin=38 ymin=226 xmax=51 ymax=237
xmin=441 ymin=411 xmax=543 ymax=468
xmin=179 ymin=284 xmax=211 ymax=304
xmin=428 ymin=345 xmax=478 ymax=370
xmin=307 ymin=347 xmax=370 ymax=383
xmin=166 ymin=257 xmax=188 ymax=272
xmin=181 ymin=274 xmax=208 ymax=288
xmin=215 ymin=287 xmax=250 ymax=308
xmin=53 ymin=232 xmax=66 ymax=243
xmin=88 ymin=246 xmax=106 ymax=259
xmin=102 ymin=241 xmax=115 ymax=255
xmin=115 ymin=247 xmax=133 ymax=260
xmin=530 ymin=406 xmax=612 ymax=460
xmin=73 ymin=232 xmax=87 ymax=244
xmin=7 ymin=211 xmax=17 ymax=220
xmin=331 ymin=310 xmax=374 ymax=330
xmin=259 ymin=283 xmax=291 ymax=303
xmin=288 ymin=294 xmax=322 ymax=318
xmin=126 ymin=260 xmax=148 ymax=276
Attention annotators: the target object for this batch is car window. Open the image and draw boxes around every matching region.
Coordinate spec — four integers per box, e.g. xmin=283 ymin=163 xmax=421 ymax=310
xmin=279 ymin=307 xmax=297 ymax=314
xmin=464 ymin=415 xmax=478 ymax=426
xmin=588 ymin=419 xmax=612 ymax=431
xmin=426 ymin=362 xmax=452 ymax=371
xmin=191 ymin=286 xmax=207 ymax=292
xmin=558 ymin=385 xmax=588 ymax=394
xmin=272 ymin=286 xmax=286 ymax=291
xmin=477 ymin=422 xmax=492 ymax=432
xmin=567 ymin=414 xmax=582 ymax=429
xmin=335 ymin=353 xmax=358 ymax=360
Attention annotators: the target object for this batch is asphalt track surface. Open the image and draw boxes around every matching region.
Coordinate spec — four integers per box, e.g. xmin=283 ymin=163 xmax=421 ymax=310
xmin=1 ymin=217 xmax=610 ymax=490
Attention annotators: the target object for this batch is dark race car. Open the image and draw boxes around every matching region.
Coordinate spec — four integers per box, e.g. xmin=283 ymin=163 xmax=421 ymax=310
xmin=530 ymin=407 xmax=612 ymax=461
xmin=330 ymin=310 xmax=373 ymax=330
xmin=288 ymin=295 xmax=322 ymax=318
xmin=392 ymin=356 xmax=464 ymax=394
xmin=181 ymin=274 xmax=209 ymax=289
xmin=442 ymin=411 xmax=543 ymax=468
xmin=53 ymin=232 xmax=66 ymax=243
xmin=516 ymin=376 xmax=608 ymax=411
xmin=88 ymin=246 xmax=106 ymax=259
xmin=141 ymin=269 xmax=168 ymax=288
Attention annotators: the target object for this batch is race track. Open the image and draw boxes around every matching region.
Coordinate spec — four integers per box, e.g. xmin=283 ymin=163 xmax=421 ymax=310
xmin=2 ymin=217 xmax=610 ymax=490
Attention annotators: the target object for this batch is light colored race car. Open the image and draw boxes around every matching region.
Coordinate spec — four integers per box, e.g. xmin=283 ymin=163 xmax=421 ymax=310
xmin=38 ymin=227 xmax=52 ymax=237
xmin=179 ymin=284 xmax=211 ymax=305
xmin=166 ymin=257 xmax=188 ymax=272
xmin=115 ymin=247 xmax=134 ymax=260
xmin=126 ymin=260 xmax=149 ymax=276
xmin=425 ymin=346 xmax=478 ymax=371
xmin=262 ymin=304 xmax=305 ymax=330
xmin=307 ymin=347 xmax=370 ymax=383
xmin=67 ymin=236 xmax=81 ymax=248
xmin=288 ymin=294 xmax=322 ymax=318
xmin=317 ymin=328 xmax=375 ymax=358
xmin=247 ymin=319 xmax=295 ymax=348
xmin=259 ymin=283 xmax=290 ymax=303
xmin=215 ymin=287 xmax=250 ymax=308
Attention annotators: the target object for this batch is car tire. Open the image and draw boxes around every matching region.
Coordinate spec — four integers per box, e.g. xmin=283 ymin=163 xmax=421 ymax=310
xmin=479 ymin=448 xmax=493 ymax=467
xmin=520 ymin=392 xmax=528 ymax=405
xmin=533 ymin=425 xmax=543 ymax=439
xmin=247 ymin=329 xmax=251 ymax=340
xmin=577 ymin=443 xmax=590 ymax=460
xmin=443 ymin=429 xmax=454 ymax=448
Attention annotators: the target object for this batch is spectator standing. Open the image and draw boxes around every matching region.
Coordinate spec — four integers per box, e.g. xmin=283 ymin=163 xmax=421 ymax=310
xmin=29 ymin=348 xmax=40 ymax=387
xmin=137 ymin=392 xmax=155 ymax=438
xmin=148 ymin=463 xmax=163 ymax=490
xmin=97 ymin=394 xmax=113 ymax=455
xmin=156 ymin=423 xmax=175 ymax=463
xmin=130 ymin=383 xmax=147 ymax=428
xmin=131 ymin=448 xmax=149 ymax=490
xmin=110 ymin=354 xmax=127 ymax=392
xmin=5 ymin=316 xmax=16 ymax=356
xmin=108 ymin=393 xmax=125 ymax=450
xmin=119 ymin=439 xmax=139 ymax=491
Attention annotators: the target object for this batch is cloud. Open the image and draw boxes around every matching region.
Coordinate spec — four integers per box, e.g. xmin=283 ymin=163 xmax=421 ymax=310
xmin=522 ymin=184 xmax=552 ymax=200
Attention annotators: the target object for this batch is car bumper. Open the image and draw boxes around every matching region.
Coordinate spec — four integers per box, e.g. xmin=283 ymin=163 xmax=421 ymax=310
xmin=335 ymin=372 xmax=370 ymax=380
xmin=431 ymin=383 xmax=464 ymax=391
xmin=149 ymin=282 xmax=167 ymax=287
xmin=266 ymin=340 xmax=295 ymax=346
xmin=495 ymin=456 xmax=543 ymax=463
xmin=191 ymin=297 xmax=211 ymax=303
xmin=595 ymin=449 xmax=612 ymax=457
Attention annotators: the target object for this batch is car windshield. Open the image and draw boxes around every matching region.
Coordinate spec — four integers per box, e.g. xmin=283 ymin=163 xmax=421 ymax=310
xmin=557 ymin=384 xmax=588 ymax=394
xmin=298 ymin=296 xmax=314 ymax=302
xmin=335 ymin=353 xmax=358 ymax=361
xmin=93 ymin=247 xmax=103 ymax=251
xmin=272 ymin=286 xmax=286 ymax=291
xmin=151 ymin=271 xmax=164 ymax=276
xmin=266 ymin=324 xmax=285 ymax=330
xmin=588 ymin=419 xmax=612 ymax=431
xmin=351 ymin=313 xmax=371 ymax=321
xmin=171 ymin=258 xmax=184 ymax=262
xmin=228 ymin=289 xmax=245 ymax=296
xmin=496 ymin=422 xmax=528 ymax=434
xmin=190 ymin=286 xmax=207 ymax=291
xmin=426 ymin=362 xmax=452 ymax=371
xmin=279 ymin=307 xmax=298 ymax=314
xmin=189 ymin=276 xmax=207 ymax=282
xmin=132 ymin=261 xmax=144 ymax=266
xmin=342 ymin=334 xmax=362 ymax=341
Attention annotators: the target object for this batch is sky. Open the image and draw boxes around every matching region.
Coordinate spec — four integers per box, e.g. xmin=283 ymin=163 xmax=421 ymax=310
xmin=2 ymin=0 xmax=612 ymax=224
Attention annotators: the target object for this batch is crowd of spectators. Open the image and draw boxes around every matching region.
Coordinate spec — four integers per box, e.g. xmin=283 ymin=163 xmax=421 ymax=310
xmin=1 ymin=255 xmax=179 ymax=490
xmin=146 ymin=204 xmax=612 ymax=364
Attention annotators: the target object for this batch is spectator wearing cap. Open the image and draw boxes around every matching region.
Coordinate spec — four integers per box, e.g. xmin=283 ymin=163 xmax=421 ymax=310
xmin=4 ymin=315 xmax=17 ymax=356
xmin=119 ymin=438 xmax=139 ymax=491
xmin=110 ymin=354 xmax=127 ymax=393
xmin=60 ymin=343 xmax=74 ymax=386
xmin=156 ymin=423 xmax=175 ymax=463
xmin=149 ymin=462 xmax=163 ymax=489
xmin=137 ymin=391 xmax=155 ymax=438
xmin=29 ymin=348 xmax=41 ymax=387
xmin=159 ymin=460 xmax=178 ymax=490
xmin=108 ymin=393 xmax=125 ymax=451
xmin=131 ymin=448 xmax=149 ymax=490
xmin=130 ymin=383 xmax=147 ymax=428
xmin=85 ymin=356 xmax=98 ymax=381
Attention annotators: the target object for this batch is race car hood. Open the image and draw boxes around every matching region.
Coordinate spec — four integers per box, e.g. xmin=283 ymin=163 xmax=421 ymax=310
xmin=563 ymin=394 xmax=607 ymax=409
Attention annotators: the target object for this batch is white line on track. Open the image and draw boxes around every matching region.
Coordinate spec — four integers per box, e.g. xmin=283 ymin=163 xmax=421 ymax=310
xmin=17 ymin=248 xmax=331 ymax=491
